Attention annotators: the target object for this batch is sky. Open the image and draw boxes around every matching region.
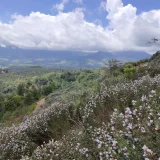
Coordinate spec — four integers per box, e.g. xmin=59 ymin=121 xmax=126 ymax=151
xmin=0 ymin=0 xmax=160 ymax=53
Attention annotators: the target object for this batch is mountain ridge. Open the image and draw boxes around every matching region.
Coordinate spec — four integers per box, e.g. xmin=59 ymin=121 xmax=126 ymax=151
xmin=0 ymin=47 xmax=151 ymax=68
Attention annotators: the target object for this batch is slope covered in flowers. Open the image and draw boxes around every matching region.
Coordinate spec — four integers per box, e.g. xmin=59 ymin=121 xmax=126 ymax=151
xmin=0 ymin=54 xmax=160 ymax=160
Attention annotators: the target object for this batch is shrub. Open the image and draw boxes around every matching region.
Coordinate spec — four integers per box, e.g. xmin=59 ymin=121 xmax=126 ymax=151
xmin=124 ymin=67 xmax=136 ymax=79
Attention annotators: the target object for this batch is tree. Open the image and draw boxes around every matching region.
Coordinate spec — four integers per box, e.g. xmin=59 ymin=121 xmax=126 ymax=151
xmin=4 ymin=94 xmax=23 ymax=111
xmin=105 ymin=59 xmax=122 ymax=77
xmin=17 ymin=83 xmax=25 ymax=96
xmin=24 ymin=92 xmax=34 ymax=106
xmin=0 ymin=95 xmax=4 ymax=112
xmin=42 ymin=82 xmax=56 ymax=96
xmin=31 ymin=88 xmax=41 ymax=100
xmin=60 ymin=72 xmax=76 ymax=82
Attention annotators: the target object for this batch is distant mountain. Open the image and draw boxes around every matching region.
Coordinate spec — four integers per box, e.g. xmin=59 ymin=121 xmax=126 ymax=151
xmin=114 ymin=51 xmax=151 ymax=62
xmin=85 ymin=51 xmax=150 ymax=62
xmin=0 ymin=47 xmax=151 ymax=68
xmin=85 ymin=51 xmax=114 ymax=61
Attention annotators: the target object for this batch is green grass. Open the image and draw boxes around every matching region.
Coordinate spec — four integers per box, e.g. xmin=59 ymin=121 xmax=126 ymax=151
xmin=0 ymin=103 xmax=36 ymax=126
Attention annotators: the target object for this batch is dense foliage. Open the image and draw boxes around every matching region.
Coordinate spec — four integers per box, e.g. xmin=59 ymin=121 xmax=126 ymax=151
xmin=0 ymin=68 xmax=101 ymax=125
xmin=0 ymin=52 xmax=160 ymax=160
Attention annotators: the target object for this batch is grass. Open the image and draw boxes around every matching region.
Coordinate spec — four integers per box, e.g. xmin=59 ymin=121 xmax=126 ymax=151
xmin=0 ymin=103 xmax=36 ymax=126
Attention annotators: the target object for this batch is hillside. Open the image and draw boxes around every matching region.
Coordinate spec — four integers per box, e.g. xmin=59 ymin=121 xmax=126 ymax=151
xmin=0 ymin=67 xmax=102 ymax=125
xmin=0 ymin=53 xmax=160 ymax=159
xmin=149 ymin=51 xmax=160 ymax=63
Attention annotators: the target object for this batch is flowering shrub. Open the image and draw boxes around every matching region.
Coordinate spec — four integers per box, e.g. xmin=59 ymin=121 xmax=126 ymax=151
xmin=90 ymin=91 xmax=160 ymax=159
xmin=1 ymin=74 xmax=160 ymax=159
xmin=0 ymin=102 xmax=72 ymax=159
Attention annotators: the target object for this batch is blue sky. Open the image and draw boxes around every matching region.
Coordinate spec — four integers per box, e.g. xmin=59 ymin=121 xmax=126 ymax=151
xmin=1 ymin=0 xmax=160 ymax=24
xmin=0 ymin=0 xmax=160 ymax=53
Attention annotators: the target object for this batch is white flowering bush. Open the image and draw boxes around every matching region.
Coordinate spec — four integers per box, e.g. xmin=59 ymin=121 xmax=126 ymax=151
xmin=1 ymin=72 xmax=160 ymax=159
xmin=19 ymin=74 xmax=160 ymax=160
xmin=90 ymin=92 xmax=160 ymax=159
xmin=0 ymin=102 xmax=72 ymax=159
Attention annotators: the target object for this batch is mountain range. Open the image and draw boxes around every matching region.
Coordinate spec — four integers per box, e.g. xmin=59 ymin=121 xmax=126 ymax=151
xmin=0 ymin=47 xmax=151 ymax=68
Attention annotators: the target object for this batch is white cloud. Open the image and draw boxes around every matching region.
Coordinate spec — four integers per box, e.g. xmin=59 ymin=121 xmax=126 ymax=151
xmin=52 ymin=0 xmax=69 ymax=13
xmin=0 ymin=0 xmax=160 ymax=53
xmin=93 ymin=19 xmax=102 ymax=26
xmin=73 ymin=0 xmax=83 ymax=4
xmin=99 ymin=1 xmax=106 ymax=11
xmin=0 ymin=11 xmax=120 ymax=51
xmin=106 ymin=0 xmax=123 ymax=19
xmin=0 ymin=44 xmax=6 ymax=48
xmin=105 ymin=0 xmax=160 ymax=52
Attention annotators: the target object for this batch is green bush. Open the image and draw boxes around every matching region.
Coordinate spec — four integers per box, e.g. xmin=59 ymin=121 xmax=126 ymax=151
xmin=60 ymin=72 xmax=76 ymax=82
xmin=124 ymin=67 xmax=135 ymax=79
xmin=17 ymin=83 xmax=25 ymax=96
xmin=4 ymin=94 xmax=24 ymax=111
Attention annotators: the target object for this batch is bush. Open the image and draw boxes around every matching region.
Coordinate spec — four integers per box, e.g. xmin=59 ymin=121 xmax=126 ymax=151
xmin=60 ymin=72 xmax=76 ymax=82
xmin=42 ymin=82 xmax=56 ymax=96
xmin=1 ymin=66 xmax=160 ymax=159
xmin=4 ymin=94 xmax=24 ymax=111
xmin=24 ymin=92 xmax=34 ymax=106
xmin=17 ymin=83 xmax=25 ymax=96
xmin=124 ymin=67 xmax=136 ymax=79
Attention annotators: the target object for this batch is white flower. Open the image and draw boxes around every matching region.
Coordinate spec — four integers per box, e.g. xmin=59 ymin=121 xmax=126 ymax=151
xmin=132 ymin=145 xmax=135 ymax=149
xmin=111 ymin=126 xmax=114 ymax=131
xmin=112 ymin=140 xmax=117 ymax=147
xmin=142 ymin=145 xmax=147 ymax=151
xmin=151 ymin=90 xmax=156 ymax=94
xmin=134 ymin=138 xmax=139 ymax=142
xmin=141 ymin=95 xmax=147 ymax=102
xmin=127 ymin=123 xmax=132 ymax=130
xmin=139 ymin=106 xmax=143 ymax=110
xmin=78 ymin=131 xmax=82 ymax=135
xmin=132 ymin=100 xmax=137 ymax=106
xmin=125 ymin=107 xmax=132 ymax=115
xmin=98 ymin=143 xmax=102 ymax=149
xmin=149 ymin=94 xmax=153 ymax=98
xmin=147 ymin=123 xmax=151 ymax=127
xmin=150 ymin=120 xmax=153 ymax=124
xmin=141 ymin=127 xmax=146 ymax=133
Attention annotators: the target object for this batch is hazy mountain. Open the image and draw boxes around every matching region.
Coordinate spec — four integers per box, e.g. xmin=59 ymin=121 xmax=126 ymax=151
xmin=85 ymin=51 xmax=150 ymax=62
xmin=85 ymin=51 xmax=114 ymax=61
xmin=0 ymin=47 xmax=151 ymax=68
xmin=113 ymin=51 xmax=151 ymax=62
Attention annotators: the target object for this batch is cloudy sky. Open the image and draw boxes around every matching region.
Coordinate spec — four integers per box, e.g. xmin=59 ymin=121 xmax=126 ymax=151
xmin=0 ymin=0 xmax=160 ymax=53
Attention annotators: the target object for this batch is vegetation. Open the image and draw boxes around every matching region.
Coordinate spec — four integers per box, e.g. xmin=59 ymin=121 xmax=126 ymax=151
xmin=0 ymin=68 xmax=101 ymax=125
xmin=0 ymin=52 xmax=160 ymax=159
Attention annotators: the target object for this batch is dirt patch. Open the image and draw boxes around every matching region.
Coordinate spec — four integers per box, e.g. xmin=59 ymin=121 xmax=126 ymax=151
xmin=135 ymin=62 xmax=148 ymax=70
xmin=33 ymin=98 xmax=45 ymax=113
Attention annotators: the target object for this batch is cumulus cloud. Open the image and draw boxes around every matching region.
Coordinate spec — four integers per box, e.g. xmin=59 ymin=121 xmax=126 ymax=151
xmin=0 ymin=10 xmax=121 ymax=51
xmin=106 ymin=0 xmax=123 ymax=19
xmin=52 ymin=0 xmax=69 ymax=13
xmin=0 ymin=0 xmax=160 ymax=53
xmin=105 ymin=0 xmax=160 ymax=53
